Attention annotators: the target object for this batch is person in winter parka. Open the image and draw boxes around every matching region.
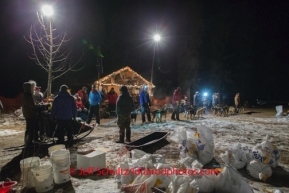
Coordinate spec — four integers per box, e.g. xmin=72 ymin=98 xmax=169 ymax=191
xmin=106 ymin=87 xmax=118 ymax=115
xmin=51 ymin=85 xmax=77 ymax=147
xmin=139 ymin=84 xmax=151 ymax=123
xmin=77 ymin=87 xmax=88 ymax=108
xmin=171 ymin=87 xmax=182 ymax=120
xmin=212 ymin=93 xmax=218 ymax=107
xmin=86 ymin=84 xmax=102 ymax=125
xmin=22 ymin=82 xmax=42 ymax=146
xmin=115 ymin=86 xmax=135 ymax=143
xmin=193 ymin=91 xmax=201 ymax=108
xmin=234 ymin=93 xmax=240 ymax=109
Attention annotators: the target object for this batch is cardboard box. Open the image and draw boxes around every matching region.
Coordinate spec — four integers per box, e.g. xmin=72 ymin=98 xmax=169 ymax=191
xmin=77 ymin=150 xmax=106 ymax=170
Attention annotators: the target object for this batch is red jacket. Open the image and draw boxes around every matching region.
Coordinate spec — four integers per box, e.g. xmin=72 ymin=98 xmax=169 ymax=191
xmin=76 ymin=100 xmax=84 ymax=109
xmin=172 ymin=89 xmax=182 ymax=105
xmin=77 ymin=90 xmax=88 ymax=105
xmin=106 ymin=92 xmax=118 ymax=104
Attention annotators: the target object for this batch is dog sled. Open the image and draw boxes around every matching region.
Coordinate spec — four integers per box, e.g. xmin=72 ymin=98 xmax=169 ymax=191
xmin=39 ymin=112 xmax=96 ymax=143
xmin=125 ymin=132 xmax=169 ymax=152
xmin=3 ymin=111 xmax=96 ymax=151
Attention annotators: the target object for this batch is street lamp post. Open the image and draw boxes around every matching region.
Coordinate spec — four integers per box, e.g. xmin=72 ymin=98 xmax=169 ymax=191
xmin=150 ymin=34 xmax=160 ymax=84
xmin=42 ymin=5 xmax=53 ymax=97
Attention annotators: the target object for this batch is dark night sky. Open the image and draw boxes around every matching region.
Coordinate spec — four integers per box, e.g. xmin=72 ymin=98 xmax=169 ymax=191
xmin=0 ymin=0 xmax=289 ymax=105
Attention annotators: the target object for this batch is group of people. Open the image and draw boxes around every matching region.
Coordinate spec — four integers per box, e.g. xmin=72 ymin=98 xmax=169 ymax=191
xmin=170 ymin=89 xmax=242 ymax=118
xmin=22 ymin=79 xmax=242 ymax=147
xmin=21 ymin=80 xmax=136 ymax=146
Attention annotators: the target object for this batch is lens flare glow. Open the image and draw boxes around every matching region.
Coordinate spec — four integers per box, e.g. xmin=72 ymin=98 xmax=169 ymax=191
xmin=42 ymin=5 xmax=53 ymax=16
xmin=154 ymin=34 xmax=160 ymax=41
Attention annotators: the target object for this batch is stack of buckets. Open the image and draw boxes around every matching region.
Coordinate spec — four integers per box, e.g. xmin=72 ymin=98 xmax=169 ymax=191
xmin=19 ymin=157 xmax=40 ymax=188
xmin=31 ymin=165 xmax=54 ymax=192
xmin=50 ymin=148 xmax=71 ymax=184
xmin=19 ymin=144 xmax=70 ymax=193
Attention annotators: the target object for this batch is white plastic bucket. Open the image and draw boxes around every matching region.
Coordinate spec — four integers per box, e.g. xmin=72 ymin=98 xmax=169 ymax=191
xmin=52 ymin=165 xmax=71 ymax=184
xmin=48 ymin=144 xmax=66 ymax=156
xmin=51 ymin=150 xmax=70 ymax=167
xmin=31 ymin=165 xmax=54 ymax=193
xmin=19 ymin=157 xmax=40 ymax=188
xmin=51 ymin=150 xmax=71 ymax=184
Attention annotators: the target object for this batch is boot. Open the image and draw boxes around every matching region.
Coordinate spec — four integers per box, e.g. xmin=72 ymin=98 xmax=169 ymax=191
xmin=126 ymin=130 xmax=131 ymax=142
xmin=116 ymin=132 xmax=124 ymax=143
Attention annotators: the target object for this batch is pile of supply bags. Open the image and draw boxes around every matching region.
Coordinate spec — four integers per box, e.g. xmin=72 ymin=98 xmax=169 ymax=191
xmin=169 ymin=125 xmax=214 ymax=167
xmin=115 ymin=125 xmax=281 ymax=193
xmin=221 ymin=143 xmax=253 ymax=169
xmin=116 ymin=149 xmax=171 ymax=193
xmin=247 ymin=134 xmax=280 ymax=181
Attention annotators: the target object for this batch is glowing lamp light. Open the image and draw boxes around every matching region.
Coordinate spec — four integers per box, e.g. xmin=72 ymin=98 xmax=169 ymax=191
xmin=203 ymin=92 xmax=208 ymax=97
xmin=42 ymin=5 xmax=53 ymax=16
xmin=154 ymin=34 xmax=161 ymax=42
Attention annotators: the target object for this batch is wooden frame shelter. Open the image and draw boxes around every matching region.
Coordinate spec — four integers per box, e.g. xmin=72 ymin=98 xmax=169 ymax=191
xmin=94 ymin=66 xmax=155 ymax=101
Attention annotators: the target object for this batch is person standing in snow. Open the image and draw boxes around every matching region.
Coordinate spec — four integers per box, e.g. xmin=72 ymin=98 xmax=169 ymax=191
xmin=212 ymin=93 xmax=218 ymax=107
xmin=171 ymin=87 xmax=182 ymax=120
xmin=106 ymin=87 xmax=118 ymax=116
xmin=77 ymin=87 xmax=88 ymax=109
xmin=115 ymin=86 xmax=135 ymax=143
xmin=50 ymin=85 xmax=77 ymax=147
xmin=33 ymin=86 xmax=43 ymax=105
xmin=139 ymin=84 xmax=151 ymax=123
xmin=193 ymin=91 xmax=201 ymax=109
xmin=86 ymin=84 xmax=102 ymax=125
xmin=234 ymin=93 xmax=240 ymax=112
xmin=22 ymin=82 xmax=42 ymax=146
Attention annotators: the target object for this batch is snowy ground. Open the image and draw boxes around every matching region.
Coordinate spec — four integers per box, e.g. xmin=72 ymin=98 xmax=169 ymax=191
xmin=0 ymin=107 xmax=289 ymax=193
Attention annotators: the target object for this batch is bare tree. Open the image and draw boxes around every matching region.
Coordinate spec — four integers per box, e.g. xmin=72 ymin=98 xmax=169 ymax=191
xmin=24 ymin=12 xmax=84 ymax=97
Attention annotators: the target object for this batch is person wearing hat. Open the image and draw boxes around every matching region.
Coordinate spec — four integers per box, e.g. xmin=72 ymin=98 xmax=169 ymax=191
xmin=50 ymin=84 xmax=77 ymax=147
xmin=193 ymin=91 xmax=201 ymax=109
xmin=115 ymin=85 xmax=135 ymax=143
xmin=22 ymin=82 xmax=42 ymax=146
xmin=139 ymin=84 xmax=151 ymax=123
xmin=171 ymin=87 xmax=182 ymax=120
xmin=33 ymin=86 xmax=43 ymax=105
xmin=86 ymin=84 xmax=102 ymax=125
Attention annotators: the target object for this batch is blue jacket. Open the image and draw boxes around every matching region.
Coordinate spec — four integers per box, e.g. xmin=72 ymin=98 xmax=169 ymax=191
xmin=139 ymin=90 xmax=151 ymax=106
xmin=89 ymin=90 xmax=102 ymax=106
xmin=51 ymin=90 xmax=77 ymax=120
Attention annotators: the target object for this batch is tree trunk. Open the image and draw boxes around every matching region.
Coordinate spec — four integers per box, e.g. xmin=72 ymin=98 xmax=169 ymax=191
xmin=47 ymin=19 xmax=53 ymax=97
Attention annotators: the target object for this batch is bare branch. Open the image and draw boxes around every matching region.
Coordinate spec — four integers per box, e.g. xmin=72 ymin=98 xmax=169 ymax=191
xmin=25 ymin=12 xmax=85 ymax=96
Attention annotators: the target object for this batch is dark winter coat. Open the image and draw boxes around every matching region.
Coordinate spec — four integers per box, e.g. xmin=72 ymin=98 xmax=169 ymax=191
xmin=139 ymin=90 xmax=151 ymax=107
xmin=116 ymin=92 xmax=135 ymax=117
xmin=88 ymin=90 xmax=102 ymax=106
xmin=51 ymin=90 xmax=77 ymax=120
xmin=22 ymin=82 xmax=41 ymax=119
